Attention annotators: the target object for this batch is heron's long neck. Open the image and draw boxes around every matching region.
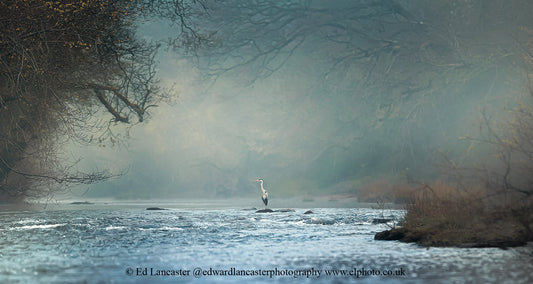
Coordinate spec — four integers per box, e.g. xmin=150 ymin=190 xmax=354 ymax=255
xmin=260 ymin=181 xmax=266 ymax=193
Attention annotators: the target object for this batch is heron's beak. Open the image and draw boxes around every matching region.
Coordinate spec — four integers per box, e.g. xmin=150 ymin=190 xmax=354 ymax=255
xmin=254 ymin=179 xmax=260 ymax=182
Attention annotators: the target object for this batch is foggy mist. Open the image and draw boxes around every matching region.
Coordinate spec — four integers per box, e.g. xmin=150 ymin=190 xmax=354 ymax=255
xmin=70 ymin=0 xmax=533 ymax=201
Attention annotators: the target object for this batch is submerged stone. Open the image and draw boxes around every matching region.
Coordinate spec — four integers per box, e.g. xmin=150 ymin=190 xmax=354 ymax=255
xmin=303 ymin=210 xmax=314 ymax=214
xmin=146 ymin=207 xmax=167 ymax=210
xmin=306 ymin=218 xmax=335 ymax=225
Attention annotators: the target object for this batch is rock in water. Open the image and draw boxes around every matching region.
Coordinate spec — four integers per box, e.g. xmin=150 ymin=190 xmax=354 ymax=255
xmin=374 ymin=228 xmax=408 ymax=241
xmin=303 ymin=210 xmax=314 ymax=214
xmin=256 ymin=208 xmax=275 ymax=213
xmin=306 ymin=218 xmax=335 ymax=225
xmin=70 ymin=201 xmax=94 ymax=205
xmin=146 ymin=207 xmax=166 ymax=210
xmin=277 ymin=208 xmax=295 ymax=212
xmin=372 ymin=218 xmax=393 ymax=224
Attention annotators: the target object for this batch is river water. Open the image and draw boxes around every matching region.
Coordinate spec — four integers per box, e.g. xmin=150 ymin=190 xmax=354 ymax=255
xmin=0 ymin=202 xmax=532 ymax=283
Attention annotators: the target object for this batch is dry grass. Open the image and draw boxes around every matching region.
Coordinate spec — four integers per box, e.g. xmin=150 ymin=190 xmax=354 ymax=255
xmin=405 ymin=181 xmax=484 ymax=226
xmin=397 ymin=181 xmax=532 ymax=247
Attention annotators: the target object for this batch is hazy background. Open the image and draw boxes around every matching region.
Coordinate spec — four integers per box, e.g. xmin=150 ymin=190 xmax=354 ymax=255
xmin=63 ymin=0 xmax=533 ymax=202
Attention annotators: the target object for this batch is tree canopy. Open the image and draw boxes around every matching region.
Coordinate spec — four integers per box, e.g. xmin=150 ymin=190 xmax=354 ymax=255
xmin=0 ymin=0 xmax=206 ymax=201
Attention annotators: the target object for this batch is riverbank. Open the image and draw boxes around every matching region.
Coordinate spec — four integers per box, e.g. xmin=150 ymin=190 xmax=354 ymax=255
xmin=374 ymin=225 xmax=528 ymax=248
xmin=374 ymin=182 xmax=533 ymax=248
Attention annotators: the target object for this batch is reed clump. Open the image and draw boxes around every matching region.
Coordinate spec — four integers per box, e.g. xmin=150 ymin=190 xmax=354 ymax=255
xmin=391 ymin=181 xmax=532 ymax=247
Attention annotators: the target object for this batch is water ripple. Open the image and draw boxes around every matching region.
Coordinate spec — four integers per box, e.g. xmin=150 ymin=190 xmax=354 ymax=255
xmin=0 ymin=207 xmax=531 ymax=283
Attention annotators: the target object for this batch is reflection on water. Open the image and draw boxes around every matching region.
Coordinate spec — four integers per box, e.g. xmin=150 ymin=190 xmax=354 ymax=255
xmin=0 ymin=203 xmax=532 ymax=283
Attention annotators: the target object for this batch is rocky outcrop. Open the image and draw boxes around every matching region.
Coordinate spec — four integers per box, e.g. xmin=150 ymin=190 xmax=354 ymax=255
xmin=374 ymin=227 xmax=408 ymax=241
xmin=256 ymin=208 xmax=275 ymax=213
xmin=374 ymin=227 xmax=527 ymax=248
xmin=372 ymin=218 xmax=393 ymax=224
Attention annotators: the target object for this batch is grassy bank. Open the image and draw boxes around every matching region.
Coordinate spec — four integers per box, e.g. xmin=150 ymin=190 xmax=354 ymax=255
xmin=375 ymin=181 xmax=533 ymax=248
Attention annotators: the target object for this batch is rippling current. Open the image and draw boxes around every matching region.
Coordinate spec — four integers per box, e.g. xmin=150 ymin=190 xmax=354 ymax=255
xmin=1 ymin=203 xmax=532 ymax=283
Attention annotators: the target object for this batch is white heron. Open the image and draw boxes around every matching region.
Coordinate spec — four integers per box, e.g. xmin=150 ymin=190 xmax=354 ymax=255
xmin=254 ymin=179 xmax=268 ymax=207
